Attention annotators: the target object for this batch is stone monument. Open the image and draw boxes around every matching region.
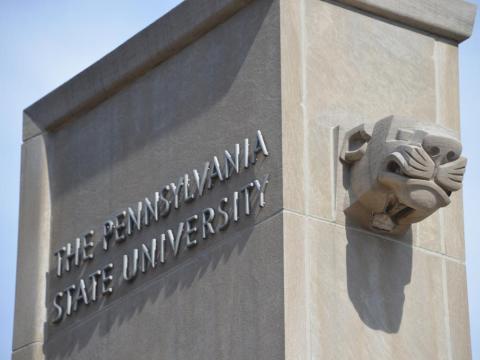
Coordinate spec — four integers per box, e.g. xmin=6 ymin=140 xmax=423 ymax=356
xmin=12 ymin=0 xmax=477 ymax=359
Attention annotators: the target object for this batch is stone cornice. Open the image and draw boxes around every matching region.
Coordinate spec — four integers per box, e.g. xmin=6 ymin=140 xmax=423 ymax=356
xmin=23 ymin=0 xmax=476 ymax=141
xmin=335 ymin=0 xmax=476 ymax=43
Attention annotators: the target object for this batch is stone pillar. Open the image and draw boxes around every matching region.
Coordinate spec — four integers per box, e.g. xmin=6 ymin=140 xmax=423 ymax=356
xmin=281 ymin=1 xmax=475 ymax=359
xmin=13 ymin=0 xmax=476 ymax=359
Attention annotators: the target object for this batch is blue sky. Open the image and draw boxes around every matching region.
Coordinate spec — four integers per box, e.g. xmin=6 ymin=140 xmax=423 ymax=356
xmin=461 ymin=2 xmax=480 ymax=358
xmin=0 ymin=1 xmax=478 ymax=359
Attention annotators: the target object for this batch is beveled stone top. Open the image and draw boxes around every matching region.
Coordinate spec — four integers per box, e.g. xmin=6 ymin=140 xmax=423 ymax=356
xmin=23 ymin=0 xmax=476 ymax=141
xmin=337 ymin=0 xmax=476 ymax=42
xmin=23 ymin=0 xmax=255 ymax=141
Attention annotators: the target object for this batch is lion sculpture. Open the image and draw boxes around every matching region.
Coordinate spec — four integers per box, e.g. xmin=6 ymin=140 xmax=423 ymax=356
xmin=340 ymin=116 xmax=467 ymax=235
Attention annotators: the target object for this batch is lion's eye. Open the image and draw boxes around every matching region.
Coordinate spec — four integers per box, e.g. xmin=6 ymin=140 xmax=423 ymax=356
xmin=426 ymin=146 xmax=440 ymax=157
xmin=446 ymin=151 xmax=458 ymax=162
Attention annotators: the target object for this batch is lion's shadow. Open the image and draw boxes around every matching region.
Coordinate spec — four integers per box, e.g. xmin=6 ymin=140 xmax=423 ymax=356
xmin=345 ymin=221 xmax=413 ymax=333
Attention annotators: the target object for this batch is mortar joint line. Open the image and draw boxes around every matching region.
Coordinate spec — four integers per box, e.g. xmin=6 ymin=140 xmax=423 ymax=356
xmin=282 ymin=208 xmax=466 ymax=265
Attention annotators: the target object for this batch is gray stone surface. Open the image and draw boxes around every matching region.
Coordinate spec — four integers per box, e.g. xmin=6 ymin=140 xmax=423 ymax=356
xmin=46 ymin=214 xmax=284 ymax=360
xmin=302 ymin=214 xmax=455 ymax=360
xmin=41 ymin=0 xmax=284 ymax=358
xmin=23 ymin=0 xmax=256 ymax=141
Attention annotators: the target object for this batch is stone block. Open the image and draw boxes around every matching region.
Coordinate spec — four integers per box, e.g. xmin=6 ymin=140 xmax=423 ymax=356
xmin=280 ymin=0 xmax=305 ymax=216
xmin=443 ymin=191 xmax=466 ymax=260
xmin=414 ymin=210 xmax=443 ymax=254
xmin=305 ymin=0 xmax=438 ymax=127
xmin=283 ymin=212 xmax=309 ymax=359
xmin=12 ymin=134 xmax=50 ymax=351
xmin=446 ymin=260 xmax=472 ymax=360
xmin=307 ymin=218 xmax=450 ymax=360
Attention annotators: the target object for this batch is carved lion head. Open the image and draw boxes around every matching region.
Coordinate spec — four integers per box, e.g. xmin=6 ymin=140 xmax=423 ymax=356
xmin=340 ymin=116 xmax=467 ymax=234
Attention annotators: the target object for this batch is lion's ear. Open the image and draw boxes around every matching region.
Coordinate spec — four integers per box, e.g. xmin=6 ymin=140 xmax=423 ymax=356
xmin=340 ymin=124 xmax=372 ymax=164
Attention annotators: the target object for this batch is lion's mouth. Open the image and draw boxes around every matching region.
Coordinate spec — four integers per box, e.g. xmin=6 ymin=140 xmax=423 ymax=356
xmin=388 ymin=203 xmax=416 ymax=222
xmin=373 ymin=149 xmax=457 ymax=232
xmin=384 ymin=196 xmax=416 ymax=222
xmin=375 ymin=153 xmax=454 ymax=232
xmin=371 ymin=197 xmax=416 ymax=232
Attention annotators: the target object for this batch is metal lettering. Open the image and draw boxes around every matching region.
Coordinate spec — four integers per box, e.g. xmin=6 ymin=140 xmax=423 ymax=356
xmin=88 ymin=270 xmax=101 ymax=302
xmin=224 ymin=144 xmax=240 ymax=179
xmin=253 ymin=174 xmax=269 ymax=208
xmin=208 ymin=156 xmax=224 ymax=189
xmin=65 ymin=243 xmax=75 ymax=272
xmin=127 ymin=202 xmax=143 ymax=235
xmin=73 ymin=279 xmax=89 ymax=312
xmin=123 ymin=249 xmax=139 ymax=281
xmin=244 ymin=138 xmax=250 ymax=168
xmin=193 ymin=162 xmax=209 ymax=197
xmin=144 ymin=193 xmax=160 ymax=226
xmin=65 ymin=284 xmax=76 ymax=316
xmin=233 ymin=191 xmax=239 ymax=222
xmin=159 ymin=185 xmax=171 ymax=217
xmin=252 ymin=130 xmax=269 ymax=164
xmin=170 ymin=176 xmax=184 ymax=209
xmin=202 ymin=208 xmax=216 ymax=239
xmin=141 ymin=239 xmax=157 ymax=273
xmin=115 ymin=212 xmax=127 ymax=242
xmin=159 ymin=233 xmax=166 ymax=264
xmin=241 ymin=182 xmax=255 ymax=216
xmin=185 ymin=215 xmax=198 ymax=248
xmin=74 ymin=238 xmax=81 ymax=266
xmin=103 ymin=220 xmax=114 ymax=251
xmin=183 ymin=174 xmax=195 ymax=203
xmin=54 ymin=247 xmax=66 ymax=277
xmin=82 ymin=230 xmax=94 ymax=261
xmin=167 ymin=222 xmax=184 ymax=256
xmin=102 ymin=263 xmax=114 ymax=295
xmin=52 ymin=292 xmax=64 ymax=323
xmin=217 ymin=198 xmax=229 ymax=231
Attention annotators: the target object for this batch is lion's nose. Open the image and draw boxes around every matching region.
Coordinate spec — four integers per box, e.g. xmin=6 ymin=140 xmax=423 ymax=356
xmin=421 ymin=134 xmax=462 ymax=165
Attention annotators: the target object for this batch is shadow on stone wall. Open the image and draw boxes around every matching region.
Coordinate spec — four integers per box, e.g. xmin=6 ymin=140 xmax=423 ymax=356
xmin=44 ymin=215 xmax=269 ymax=359
xmin=345 ymin=222 xmax=412 ymax=333
xmin=42 ymin=0 xmax=282 ymax=358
